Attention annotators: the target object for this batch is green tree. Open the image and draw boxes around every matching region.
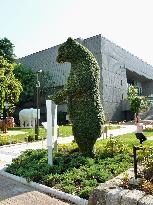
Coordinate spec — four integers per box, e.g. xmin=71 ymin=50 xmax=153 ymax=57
xmin=0 ymin=37 xmax=15 ymax=63
xmin=14 ymin=64 xmax=36 ymax=103
xmin=14 ymin=64 xmax=54 ymax=104
xmin=51 ymin=38 xmax=105 ymax=157
xmin=127 ymin=85 xmax=148 ymax=115
xmin=0 ymin=57 xmax=23 ymax=115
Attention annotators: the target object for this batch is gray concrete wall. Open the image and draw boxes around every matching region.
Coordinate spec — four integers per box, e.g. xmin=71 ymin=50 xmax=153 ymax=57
xmin=100 ymin=35 xmax=153 ymax=121
xmin=18 ymin=45 xmax=71 ymax=87
xmin=101 ymin=53 xmax=127 ymax=121
xmin=18 ymin=34 xmax=153 ymax=121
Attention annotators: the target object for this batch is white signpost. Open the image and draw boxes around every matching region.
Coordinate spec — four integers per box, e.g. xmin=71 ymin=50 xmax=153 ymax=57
xmin=45 ymin=100 xmax=57 ymax=165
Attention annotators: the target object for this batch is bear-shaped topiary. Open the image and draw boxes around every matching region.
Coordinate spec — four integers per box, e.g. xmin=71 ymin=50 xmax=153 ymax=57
xmin=51 ymin=37 xmax=105 ymax=156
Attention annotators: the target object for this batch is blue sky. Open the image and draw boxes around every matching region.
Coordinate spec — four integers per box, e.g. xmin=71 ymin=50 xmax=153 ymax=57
xmin=1 ymin=0 xmax=153 ymax=65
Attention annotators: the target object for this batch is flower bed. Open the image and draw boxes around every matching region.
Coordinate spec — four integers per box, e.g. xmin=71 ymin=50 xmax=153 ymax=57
xmin=5 ymin=140 xmax=133 ymax=199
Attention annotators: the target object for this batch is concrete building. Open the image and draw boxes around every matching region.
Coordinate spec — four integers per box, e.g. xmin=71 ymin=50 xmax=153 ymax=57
xmin=18 ymin=34 xmax=153 ymax=121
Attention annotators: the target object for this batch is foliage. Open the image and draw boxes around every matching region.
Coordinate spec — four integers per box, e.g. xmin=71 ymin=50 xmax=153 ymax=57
xmin=26 ymin=135 xmax=35 ymax=142
xmin=13 ymin=64 xmax=36 ymax=103
xmin=121 ymin=172 xmax=129 ymax=189
xmin=141 ymin=147 xmax=153 ymax=182
xmin=38 ymin=69 xmax=54 ymax=98
xmin=14 ymin=64 xmax=54 ymax=104
xmin=0 ymin=57 xmax=23 ymax=115
xmin=6 ymin=130 xmax=153 ymax=198
xmin=141 ymin=180 xmax=153 ymax=195
xmin=0 ymin=37 xmax=15 ymax=63
xmin=127 ymin=85 xmax=149 ymax=115
xmin=120 ymin=145 xmax=153 ymax=195
xmin=6 ymin=143 xmax=132 ymax=199
xmin=102 ymin=137 xmax=127 ymax=157
xmin=50 ymin=37 xmax=105 ymax=156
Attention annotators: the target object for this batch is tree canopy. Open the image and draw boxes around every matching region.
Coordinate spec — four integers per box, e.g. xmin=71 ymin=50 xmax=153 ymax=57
xmin=0 ymin=57 xmax=23 ymax=115
xmin=0 ymin=37 xmax=15 ymax=63
xmin=14 ymin=64 xmax=54 ymax=105
xmin=127 ymin=85 xmax=148 ymax=115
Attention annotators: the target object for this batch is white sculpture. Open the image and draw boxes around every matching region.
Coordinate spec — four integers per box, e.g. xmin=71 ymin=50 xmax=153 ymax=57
xmin=19 ymin=108 xmax=40 ymax=128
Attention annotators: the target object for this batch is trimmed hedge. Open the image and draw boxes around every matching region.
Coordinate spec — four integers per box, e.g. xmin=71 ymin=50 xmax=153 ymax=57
xmin=51 ymin=37 xmax=105 ymax=156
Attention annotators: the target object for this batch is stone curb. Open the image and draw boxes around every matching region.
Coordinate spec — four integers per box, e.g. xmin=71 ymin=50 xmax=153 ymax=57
xmin=0 ymin=169 xmax=88 ymax=205
xmin=88 ymin=168 xmax=153 ymax=205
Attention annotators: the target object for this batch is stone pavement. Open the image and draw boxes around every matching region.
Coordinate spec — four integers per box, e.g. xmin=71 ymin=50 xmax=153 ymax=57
xmin=0 ymin=175 xmax=73 ymax=205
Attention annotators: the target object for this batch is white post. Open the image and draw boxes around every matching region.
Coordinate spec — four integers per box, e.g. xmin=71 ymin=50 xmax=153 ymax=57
xmin=53 ymin=103 xmax=57 ymax=152
xmin=46 ymin=100 xmax=53 ymax=165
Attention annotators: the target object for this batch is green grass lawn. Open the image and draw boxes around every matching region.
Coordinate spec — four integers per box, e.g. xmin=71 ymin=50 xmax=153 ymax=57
xmin=1 ymin=124 xmax=153 ymax=147
xmin=0 ymin=124 xmax=122 ymax=144
xmin=0 ymin=125 xmax=72 ymax=145
xmin=106 ymin=125 xmax=122 ymax=130
xmin=58 ymin=125 xmax=72 ymax=137
xmin=0 ymin=127 xmax=46 ymax=145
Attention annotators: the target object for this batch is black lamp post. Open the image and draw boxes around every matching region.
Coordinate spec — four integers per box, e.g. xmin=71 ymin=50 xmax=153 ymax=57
xmin=35 ymin=69 xmax=42 ymax=140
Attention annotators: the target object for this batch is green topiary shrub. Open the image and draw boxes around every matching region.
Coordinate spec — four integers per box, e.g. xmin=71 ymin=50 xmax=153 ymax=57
xmin=51 ymin=37 xmax=105 ymax=156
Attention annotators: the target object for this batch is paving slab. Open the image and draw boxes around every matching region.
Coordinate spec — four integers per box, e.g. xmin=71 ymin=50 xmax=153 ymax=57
xmin=0 ymin=174 xmax=73 ymax=205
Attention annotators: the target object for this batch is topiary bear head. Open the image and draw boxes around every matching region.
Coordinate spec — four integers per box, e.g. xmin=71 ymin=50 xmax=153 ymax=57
xmin=56 ymin=37 xmax=81 ymax=63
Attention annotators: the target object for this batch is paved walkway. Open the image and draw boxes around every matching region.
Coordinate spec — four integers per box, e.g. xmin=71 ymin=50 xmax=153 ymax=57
xmin=0 ymin=175 xmax=73 ymax=205
xmin=0 ymin=130 xmax=27 ymax=136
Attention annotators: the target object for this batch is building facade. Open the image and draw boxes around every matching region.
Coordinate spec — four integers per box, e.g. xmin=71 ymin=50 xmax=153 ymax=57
xmin=18 ymin=34 xmax=153 ymax=121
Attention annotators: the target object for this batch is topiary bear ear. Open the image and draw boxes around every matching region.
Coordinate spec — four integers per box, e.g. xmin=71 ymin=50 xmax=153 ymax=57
xmin=67 ymin=37 xmax=74 ymax=43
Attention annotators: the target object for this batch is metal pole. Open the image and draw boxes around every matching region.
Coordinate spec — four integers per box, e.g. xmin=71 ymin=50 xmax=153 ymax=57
xmin=35 ymin=73 xmax=39 ymax=140
xmin=133 ymin=146 xmax=137 ymax=179
xmin=35 ymin=70 xmax=42 ymax=140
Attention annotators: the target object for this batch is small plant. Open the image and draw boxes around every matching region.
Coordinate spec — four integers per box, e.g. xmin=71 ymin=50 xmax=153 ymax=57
xmin=121 ymin=172 xmax=129 ymax=188
xmin=142 ymin=152 xmax=153 ymax=182
xmin=103 ymin=138 xmax=126 ymax=157
xmin=26 ymin=135 xmax=34 ymax=142
xmin=141 ymin=180 xmax=153 ymax=195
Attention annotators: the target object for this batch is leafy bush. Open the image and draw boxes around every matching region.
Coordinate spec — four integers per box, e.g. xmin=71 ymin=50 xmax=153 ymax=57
xmin=6 ymin=141 xmax=133 ymax=199
xmin=103 ymin=138 xmax=127 ymax=157
xmin=127 ymin=85 xmax=149 ymax=115
xmin=25 ymin=135 xmax=35 ymax=142
xmin=142 ymin=149 xmax=153 ymax=182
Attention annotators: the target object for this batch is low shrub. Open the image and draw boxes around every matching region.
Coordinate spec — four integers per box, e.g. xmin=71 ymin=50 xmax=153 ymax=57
xmin=6 ymin=141 xmax=133 ymax=199
xmin=25 ymin=135 xmax=35 ymax=142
